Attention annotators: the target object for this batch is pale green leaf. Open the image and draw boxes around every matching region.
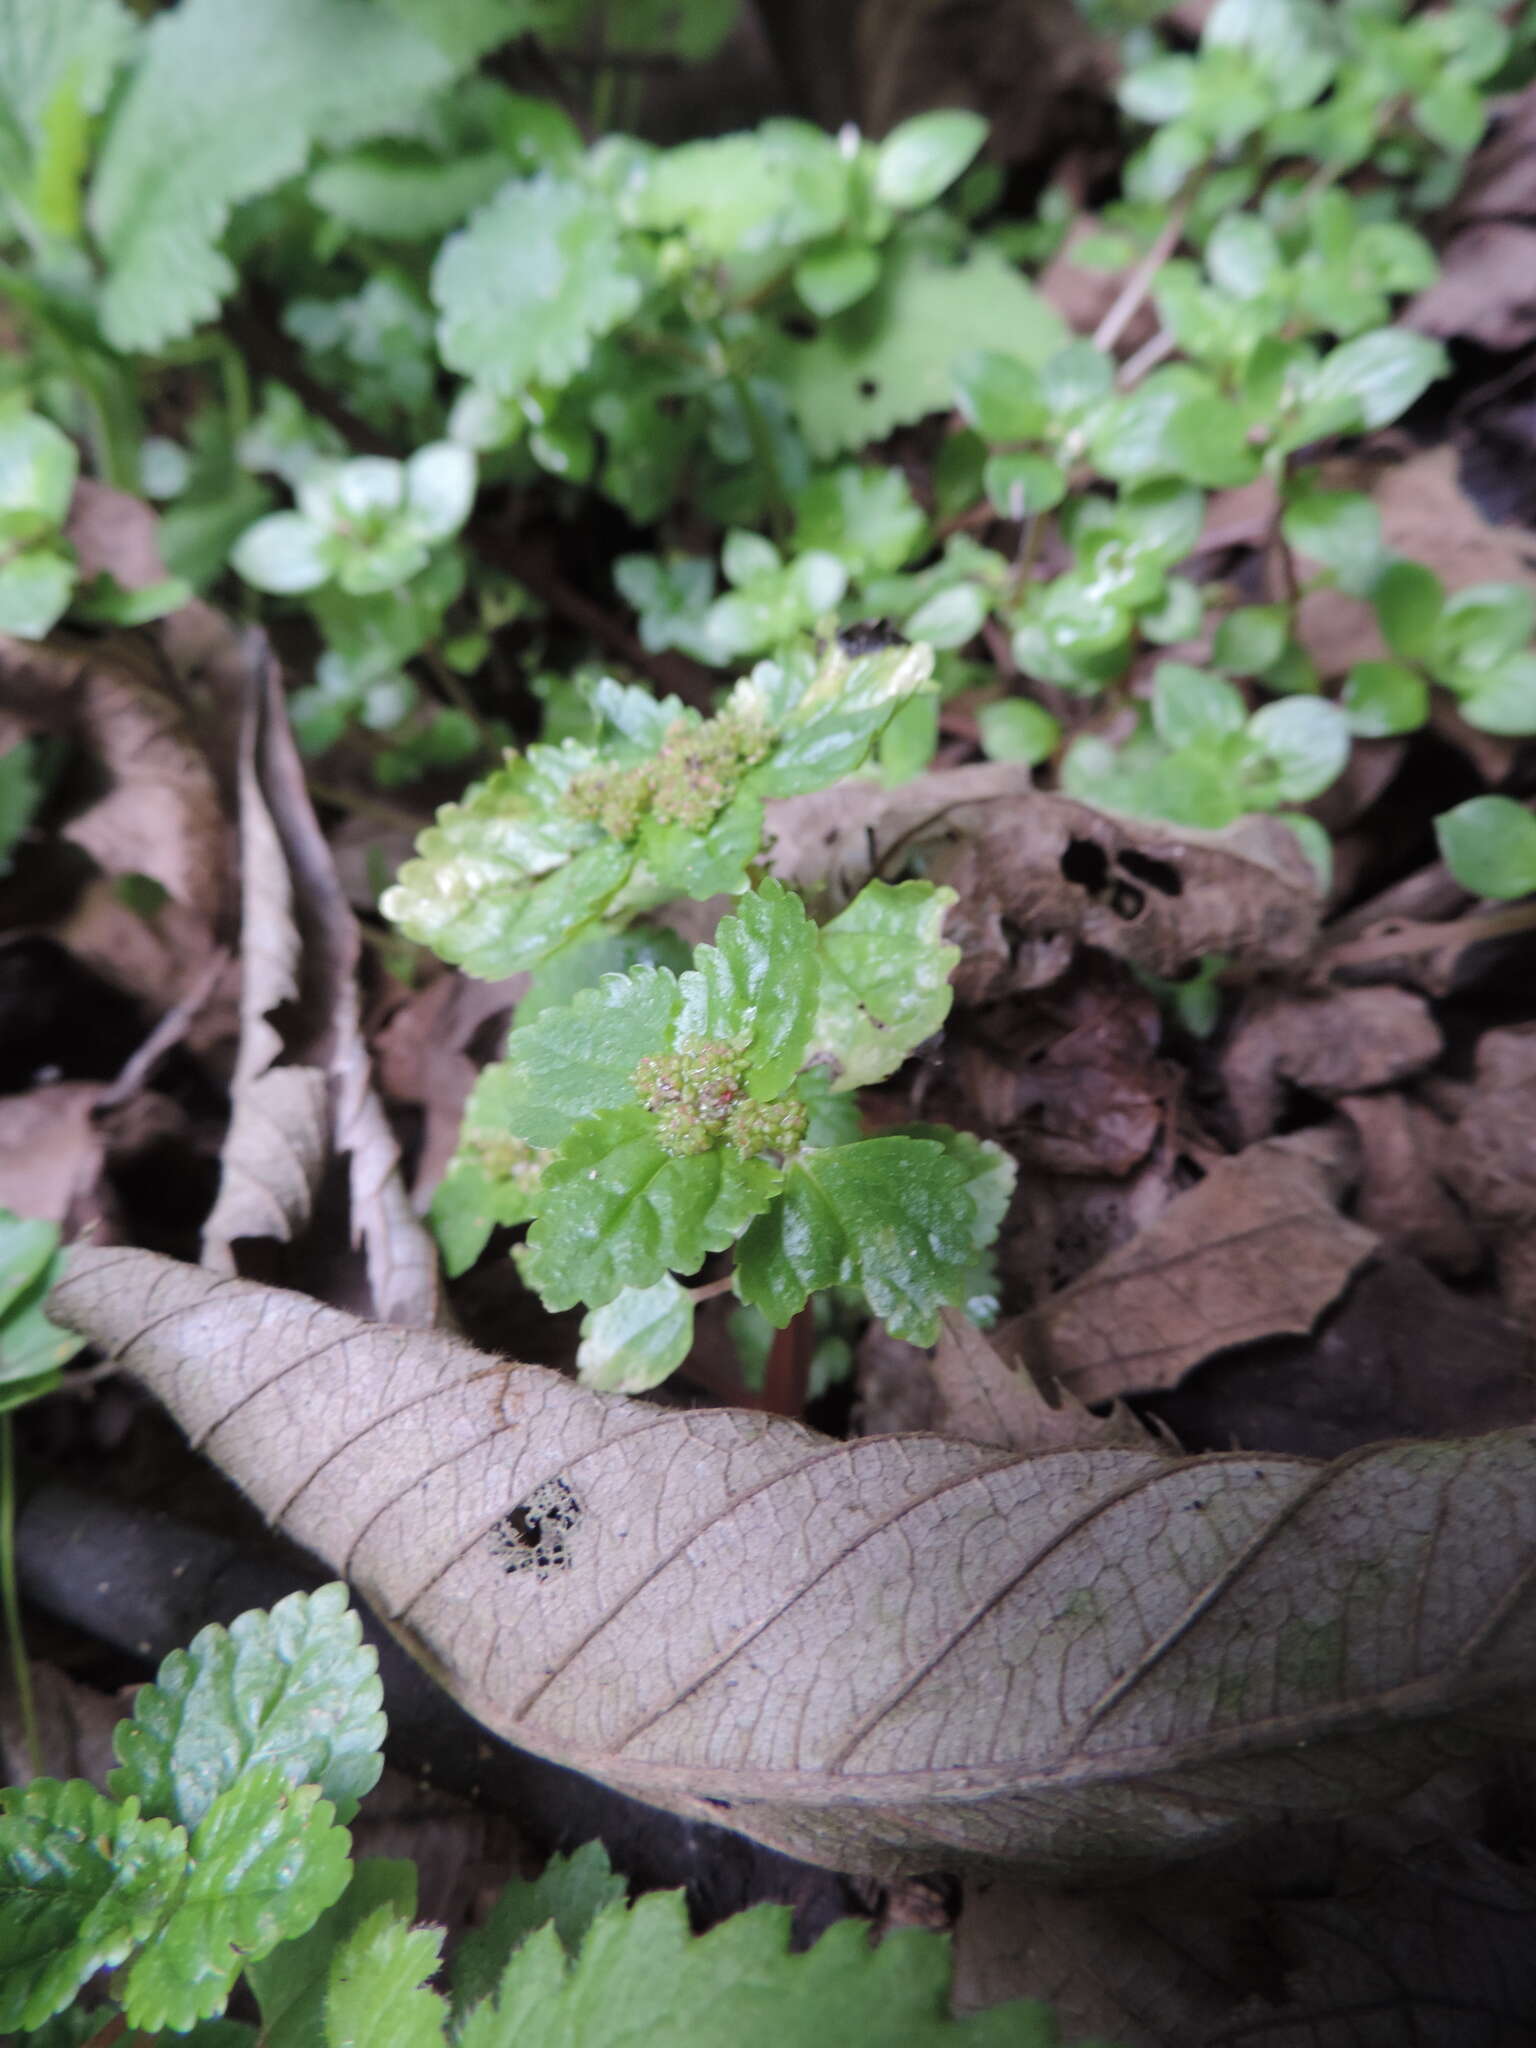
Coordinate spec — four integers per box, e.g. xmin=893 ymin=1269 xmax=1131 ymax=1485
xmin=807 ymin=881 xmax=958 ymax=1091
xmin=792 ymin=465 xmax=926 ymax=575
xmin=110 ymin=1582 xmax=385 ymax=1832
xmin=91 ymin=0 xmax=457 ymax=349
xmin=576 ymin=1276 xmax=694 ymax=1392
xmin=0 ymin=409 xmax=77 ymax=526
xmin=0 ymin=550 xmax=74 ymax=641
xmin=1436 ymin=795 xmax=1536 ymax=900
xmin=1246 ymin=696 xmax=1350 ymax=803
xmin=632 ymin=121 xmax=848 ymax=257
xmin=230 ymin=511 xmax=332 ymax=594
xmin=873 ymin=110 xmax=987 ymax=211
xmin=769 ymin=239 xmax=1065 ymax=459
xmin=121 ymin=1767 xmax=352 ymax=2033
xmin=677 ymin=881 xmax=819 ymax=1100
xmin=307 ymin=146 xmax=513 ymax=239
xmin=433 ymin=174 xmax=645 ymax=395
xmin=322 ymin=1906 xmax=447 ymax=2048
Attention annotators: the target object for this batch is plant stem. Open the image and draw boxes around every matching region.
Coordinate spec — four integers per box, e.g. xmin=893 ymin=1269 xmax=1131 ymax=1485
xmin=685 ymin=1274 xmax=738 ymax=1303
xmin=1 ymin=1414 xmax=43 ymax=1781
xmin=423 ymin=645 xmax=502 ymax=757
xmin=710 ymin=320 xmax=791 ymax=540
xmin=1322 ymin=898 xmax=1536 ymax=971
xmin=1093 ymin=195 xmax=1191 ymax=356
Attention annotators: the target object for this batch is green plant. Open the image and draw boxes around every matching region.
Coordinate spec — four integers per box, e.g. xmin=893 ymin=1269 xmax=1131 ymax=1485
xmin=0 ymin=1582 xmax=1103 ymax=2046
xmin=5 ymin=0 xmax=1536 ymax=1388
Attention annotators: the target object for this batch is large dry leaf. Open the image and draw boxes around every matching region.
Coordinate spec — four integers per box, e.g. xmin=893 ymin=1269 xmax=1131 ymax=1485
xmin=768 ymin=764 xmax=1320 ymax=1002
xmin=200 ymin=644 xmax=438 ymax=1327
xmin=1020 ymin=1133 xmax=1378 ymax=1403
xmin=1220 ymin=984 xmax=1441 ymax=1146
xmin=52 ymin=1245 xmax=1536 ymax=1882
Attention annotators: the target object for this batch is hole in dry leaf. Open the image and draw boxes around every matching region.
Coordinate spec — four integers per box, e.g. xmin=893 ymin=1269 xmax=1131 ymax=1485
xmin=1116 ymin=847 xmax=1183 ymax=897
xmin=1060 ymin=838 xmax=1110 ymax=893
xmin=1109 ymin=879 xmax=1145 ymax=921
xmin=490 ymin=1475 xmax=583 ymax=1578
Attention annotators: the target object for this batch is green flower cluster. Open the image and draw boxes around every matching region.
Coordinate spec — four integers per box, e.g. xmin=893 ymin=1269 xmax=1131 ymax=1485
xmin=564 ymin=708 xmax=770 ymax=839
xmin=633 ymin=1037 xmax=808 ymax=1160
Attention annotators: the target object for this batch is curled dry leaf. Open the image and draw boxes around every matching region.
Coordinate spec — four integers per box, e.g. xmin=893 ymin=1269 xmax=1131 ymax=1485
xmin=200 ymin=641 xmax=439 ymax=1327
xmin=1021 ymin=1132 xmax=1378 ymax=1404
xmin=768 ymin=764 xmax=1320 ymax=1003
xmin=1220 ymin=984 xmax=1442 ymax=1146
xmin=1441 ymin=1024 xmax=1536 ymax=1327
xmin=52 ymin=1244 xmax=1536 ymax=1882
xmin=0 ymin=632 xmax=227 ymax=921
xmin=1337 ymin=1093 xmax=1479 ymax=1276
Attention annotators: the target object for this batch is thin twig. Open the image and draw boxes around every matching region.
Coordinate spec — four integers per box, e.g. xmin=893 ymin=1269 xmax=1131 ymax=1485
xmin=1321 ymin=899 xmax=1536 ymax=972
xmin=97 ymin=948 xmax=231 ymax=1111
xmin=1093 ymin=196 xmax=1191 ymax=356
xmin=685 ymin=1274 xmax=737 ymax=1304
xmin=1117 ymin=327 xmax=1177 ymax=388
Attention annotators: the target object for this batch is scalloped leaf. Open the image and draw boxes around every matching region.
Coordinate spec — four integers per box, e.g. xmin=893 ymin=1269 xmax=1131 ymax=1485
xmin=807 ymin=881 xmax=958 ymax=1091
xmin=433 ymin=173 xmax=645 ymax=395
xmin=736 ymin=1136 xmax=975 ymax=1341
xmin=488 ymin=964 xmax=685 ymax=1152
xmin=322 ymin=1906 xmax=447 ymax=2048
xmin=576 ymin=1276 xmax=695 ymax=1393
xmin=109 ymin=1582 xmax=385 ymax=1832
xmin=677 ymin=880 xmax=819 ymax=1099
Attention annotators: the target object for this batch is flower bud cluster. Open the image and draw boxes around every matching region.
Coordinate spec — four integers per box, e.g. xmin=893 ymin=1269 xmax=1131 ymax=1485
xmin=633 ymin=1036 xmax=807 ymax=1161
xmin=564 ymin=710 xmax=769 ymax=842
xmin=464 ymin=1129 xmax=547 ymax=1190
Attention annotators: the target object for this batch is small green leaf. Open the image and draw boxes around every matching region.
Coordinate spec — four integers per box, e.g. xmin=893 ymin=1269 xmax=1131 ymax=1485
xmin=247 ymin=1860 xmax=418 ymax=2048
xmin=807 ymin=880 xmax=958 ymax=1091
xmin=873 ymin=110 xmax=987 ymax=210
xmin=1247 ymin=695 xmax=1350 ymax=802
xmin=1342 ymin=660 xmax=1429 ymax=737
xmin=0 ymin=549 xmax=75 ymax=639
xmin=976 ymin=698 xmax=1060 ymax=765
xmin=402 ymin=442 xmax=475 ymax=541
xmin=983 ymin=452 xmax=1065 ymax=518
xmin=1459 ymin=654 xmax=1536 ymax=736
xmin=952 ymin=350 xmax=1049 ymax=442
xmin=678 ymin=881 xmax=819 ymax=1100
xmin=453 ymin=1842 xmax=627 ymax=2014
xmin=794 ymin=241 xmax=880 ymax=318
xmin=1307 ymin=329 xmax=1447 ymax=432
xmin=1436 ymin=795 xmax=1536 ymax=900
xmin=1211 ymin=605 xmax=1289 ymax=676
xmin=1159 ymin=396 xmax=1260 ymax=488
xmin=1205 ymin=213 xmax=1283 ymax=298
xmin=110 ymin=1583 xmax=385 ymax=1832
xmin=0 ymin=1783 xmax=186 ymax=2032
xmin=230 ymin=510 xmax=332 ymax=594
xmin=1152 ymin=662 xmax=1247 ymax=748
xmin=1281 ymin=485 xmax=1385 ymax=596
xmin=576 ymin=1276 xmax=694 ymax=1393
xmin=792 ymin=465 xmax=927 ymax=576
xmin=322 ymin=1905 xmax=447 ymax=2048
xmin=490 ymin=965 xmax=685 ymax=1151
xmin=433 ymin=174 xmax=644 ymax=395
xmin=121 ymin=1766 xmax=353 ymax=2033
xmin=0 ymin=409 xmax=77 ymax=527
xmin=736 ymin=1137 xmax=976 ymax=1344
xmin=429 ymin=1157 xmax=541 ymax=1279
xmin=1373 ymin=558 xmax=1445 ymax=659
xmin=520 ymin=1109 xmax=781 ymax=1310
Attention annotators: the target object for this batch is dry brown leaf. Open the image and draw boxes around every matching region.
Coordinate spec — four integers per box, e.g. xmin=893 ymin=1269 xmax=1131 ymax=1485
xmin=1440 ymin=1024 xmax=1536 ymax=1326
xmin=1407 ymin=221 xmax=1536 ymax=352
xmin=768 ymin=764 xmax=1320 ymax=1001
xmin=374 ymin=970 xmax=525 ymax=1204
xmin=1151 ymin=1250 xmax=1535 ymax=1464
xmin=1337 ymin=1093 xmax=1480 ymax=1275
xmin=930 ymin=1309 xmax=1165 ymax=1456
xmin=953 ymin=1803 xmax=1536 ymax=2046
xmin=1022 ymin=1132 xmax=1378 ymax=1403
xmin=1220 ymin=984 xmax=1442 ymax=1145
xmin=0 ymin=1082 xmax=111 ymax=1232
xmin=0 ymin=634 xmax=229 ymax=920
xmin=955 ymin=958 xmax=1169 ymax=1176
xmin=200 ymin=643 xmax=438 ymax=1327
xmin=52 ymin=1244 xmax=1536 ymax=1882
xmin=0 ymin=1662 xmax=126 ymax=1791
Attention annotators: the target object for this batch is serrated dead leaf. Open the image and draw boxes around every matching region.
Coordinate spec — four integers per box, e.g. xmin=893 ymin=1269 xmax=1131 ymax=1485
xmin=51 ymin=1245 xmax=1536 ymax=1883
xmin=931 ymin=1309 xmax=1165 ymax=1456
